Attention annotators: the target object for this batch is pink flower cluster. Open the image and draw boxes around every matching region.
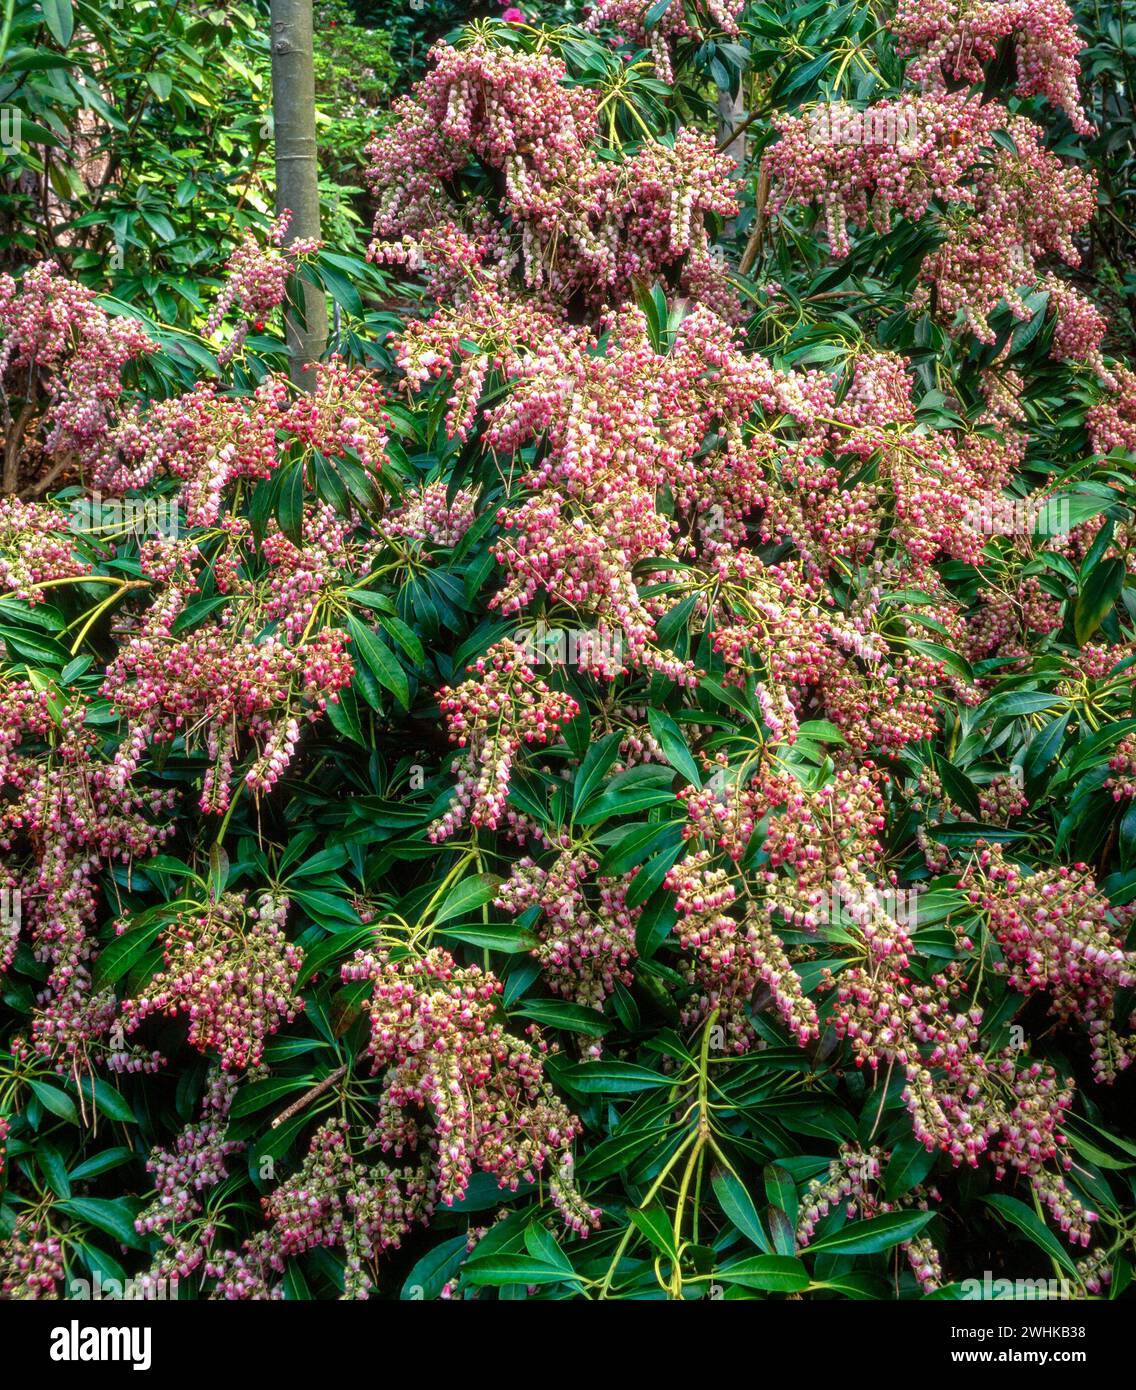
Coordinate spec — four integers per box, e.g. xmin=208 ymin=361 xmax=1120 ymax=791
xmin=962 ymin=575 xmax=1064 ymax=665
xmin=1040 ymin=273 xmax=1113 ymax=384
xmin=206 ymin=211 xmax=321 ymax=365
xmin=0 ymin=681 xmax=172 ymax=1069
xmin=270 ymin=1119 xmax=431 ymax=1297
xmin=665 ymin=851 xmax=820 ymax=1051
xmin=0 ymin=496 xmax=86 ymax=601
xmin=135 ymin=1068 xmax=244 ymax=1264
xmin=394 ymin=287 xmax=583 ymax=441
xmin=121 ymin=892 xmax=303 ymax=1070
xmin=916 ymin=115 xmax=1095 ymax=343
xmin=366 ymin=38 xmax=737 ymax=315
xmin=892 ymin=0 xmax=1092 ymax=134
xmin=445 ymin=302 xmax=991 ymax=749
xmin=483 ymin=302 xmax=824 ymax=680
xmin=796 ymin=1143 xmax=943 ymax=1292
xmin=0 ymin=1219 xmax=65 ymax=1300
xmin=0 ymin=260 xmax=151 ymax=466
xmin=960 ymin=846 xmax=1136 ymax=1083
xmin=98 ymin=358 xmax=387 ymax=525
xmin=199 ymin=1115 xmax=437 ymax=1300
xmin=496 ymin=847 xmax=640 ymax=1012
xmin=764 ymin=96 xmax=1096 ymax=343
xmin=1106 ymin=735 xmax=1136 ymax=801
xmin=385 ymin=479 xmax=477 ymax=549
xmin=97 ymin=378 xmax=282 ymax=523
xmin=429 ymin=639 xmax=579 ymax=841
xmin=702 ymin=557 xmax=966 ymax=753
xmin=758 ymin=765 xmax=888 ymax=926
xmin=977 ymin=773 xmax=1030 ymax=823
xmin=0 ymin=266 xmax=380 ymax=828
xmin=824 ymin=945 xmax=1098 ymax=1245
xmin=102 ymin=523 xmax=354 ymax=812
xmin=278 ymin=358 xmax=390 ymax=474
xmin=342 ymin=945 xmax=599 ymax=1233
xmin=1088 ymin=367 xmax=1136 ymax=456
xmin=764 ymin=92 xmax=992 ymax=259
xmin=264 ymin=499 xmax=361 ymax=638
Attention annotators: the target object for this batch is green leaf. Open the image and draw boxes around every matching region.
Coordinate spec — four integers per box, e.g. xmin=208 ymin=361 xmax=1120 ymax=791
xmin=1075 ymin=557 xmax=1126 ymax=645
xmin=712 ymin=1167 xmax=773 ymax=1254
xmin=884 ymin=1138 xmax=937 ymax=1200
xmin=577 ymin=1122 xmax=678 ymax=1181
xmin=58 ymin=1198 xmax=145 ymax=1250
xmin=462 ymin=1254 xmax=582 ymax=1288
xmin=346 ymin=615 xmax=409 ymax=709
xmin=934 ymin=755 xmax=982 ymax=820
xmin=28 ymin=1080 xmax=79 ymax=1125
xmin=76 ymin=1241 xmax=128 ymax=1289
xmin=812 ymin=1273 xmax=890 ymax=1299
xmin=902 ymin=639 xmax=975 ymax=685
xmin=776 ymin=50 xmax=834 ymax=100
xmin=1009 ymin=290 xmax=1049 ymax=352
xmin=804 ymin=1210 xmax=933 ymax=1257
xmin=289 ymin=888 xmax=360 ymax=927
xmin=377 ymin=613 xmax=425 ymax=666
xmin=980 ymin=688 xmax=1064 ymax=720
xmin=599 ymin=821 xmax=684 ymax=877
xmin=559 ymin=1061 xmax=669 ymax=1094
xmin=571 ymin=731 xmax=625 ymax=818
xmin=324 ymin=682 xmax=365 ymax=745
xmin=437 ymin=922 xmax=537 ymax=954
xmin=629 ymin=1203 xmax=679 ymax=1261
xmin=982 ymin=1195 xmax=1079 ymax=1278
xmin=230 ymin=1077 xmax=314 ymax=1120
xmin=764 ymin=1163 xmax=798 ymax=1225
xmin=717 ymin=1254 xmax=809 ymax=1292
xmin=37 ymin=1145 xmax=72 ymax=1198
xmin=208 ymin=842 xmax=229 ymax=900
xmin=624 ymin=838 xmax=685 ymax=908
xmin=69 ymin=1148 xmax=135 ymax=1182
xmin=276 ymin=461 xmax=305 ymax=545
xmin=767 ymin=1205 xmax=797 ymax=1257
xmin=1033 ymin=492 xmax=1115 ymax=537
xmin=512 ymin=999 xmax=610 ymax=1036
xmin=434 ymin=873 xmax=501 ymax=925
xmin=644 ymin=0 xmax=674 ymax=29
xmin=574 ymin=767 xmax=677 ymax=826
xmin=72 ymin=1077 xmax=136 ymax=1124
xmin=141 ymin=210 xmax=177 ymax=243
xmin=647 ymin=709 xmax=702 ymax=788
xmin=401 ymin=1235 xmax=468 ymax=1300
xmin=41 ymin=0 xmax=74 ymax=47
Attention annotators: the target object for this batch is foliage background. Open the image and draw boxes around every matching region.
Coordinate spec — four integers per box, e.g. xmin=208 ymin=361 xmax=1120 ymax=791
xmin=1 ymin=0 xmax=1136 ymax=1302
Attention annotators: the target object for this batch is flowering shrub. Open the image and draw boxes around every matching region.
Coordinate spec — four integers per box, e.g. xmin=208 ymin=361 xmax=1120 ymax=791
xmin=2 ymin=1 xmax=1136 ymax=1307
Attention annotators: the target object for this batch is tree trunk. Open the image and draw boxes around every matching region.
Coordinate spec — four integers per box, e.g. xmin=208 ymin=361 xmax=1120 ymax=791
xmin=717 ymin=86 xmax=746 ymax=240
xmin=269 ymin=0 xmax=327 ymax=389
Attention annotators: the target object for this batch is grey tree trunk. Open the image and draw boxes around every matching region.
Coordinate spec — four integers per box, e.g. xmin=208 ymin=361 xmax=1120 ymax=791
xmin=269 ymin=0 xmax=327 ymax=389
xmin=717 ymin=86 xmax=746 ymax=239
